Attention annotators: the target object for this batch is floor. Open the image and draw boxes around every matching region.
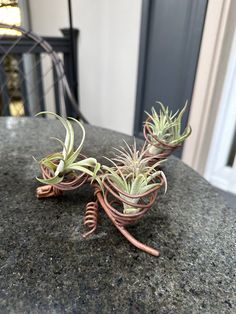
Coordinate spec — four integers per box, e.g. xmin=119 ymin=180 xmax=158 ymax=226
xmin=216 ymin=188 xmax=236 ymax=210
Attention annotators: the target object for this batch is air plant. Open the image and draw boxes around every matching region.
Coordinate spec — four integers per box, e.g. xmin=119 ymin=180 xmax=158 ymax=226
xmin=144 ymin=101 xmax=192 ymax=155
xmin=102 ymin=141 xmax=167 ymax=214
xmin=36 ymin=111 xmax=101 ymax=186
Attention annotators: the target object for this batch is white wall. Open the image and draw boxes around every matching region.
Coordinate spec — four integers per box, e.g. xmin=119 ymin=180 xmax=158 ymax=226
xmin=29 ymin=0 xmax=142 ymax=135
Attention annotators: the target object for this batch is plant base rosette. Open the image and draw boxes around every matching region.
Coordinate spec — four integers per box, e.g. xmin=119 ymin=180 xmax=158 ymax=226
xmin=143 ymin=102 xmax=191 ymax=164
xmin=143 ymin=116 xmax=181 ymax=163
xmin=35 ymin=112 xmax=100 ymax=199
xmin=84 ymin=174 xmax=165 ymax=257
xmin=36 ymin=157 xmax=89 ymax=198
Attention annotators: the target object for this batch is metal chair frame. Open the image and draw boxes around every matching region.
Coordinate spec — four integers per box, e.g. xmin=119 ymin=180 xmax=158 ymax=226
xmin=0 ymin=23 xmax=87 ymax=122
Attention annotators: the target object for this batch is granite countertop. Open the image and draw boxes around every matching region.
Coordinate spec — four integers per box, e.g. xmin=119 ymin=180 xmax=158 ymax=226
xmin=0 ymin=117 xmax=235 ymax=314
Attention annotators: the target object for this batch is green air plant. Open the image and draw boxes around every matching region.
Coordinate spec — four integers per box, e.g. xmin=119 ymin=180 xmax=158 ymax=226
xmin=36 ymin=112 xmax=101 ymax=186
xmin=102 ymin=141 xmax=167 ymax=214
xmin=144 ymin=101 xmax=192 ymax=155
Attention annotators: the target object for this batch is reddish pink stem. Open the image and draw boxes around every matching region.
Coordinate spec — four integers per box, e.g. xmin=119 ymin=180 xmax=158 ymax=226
xmin=96 ymin=191 xmax=160 ymax=257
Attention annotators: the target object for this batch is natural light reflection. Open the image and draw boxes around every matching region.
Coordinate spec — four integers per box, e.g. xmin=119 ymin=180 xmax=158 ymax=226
xmin=0 ymin=5 xmax=21 ymax=35
xmin=9 ymin=100 xmax=24 ymax=116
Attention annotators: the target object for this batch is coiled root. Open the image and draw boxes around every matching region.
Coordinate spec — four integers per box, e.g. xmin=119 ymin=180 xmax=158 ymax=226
xmin=36 ymin=185 xmax=63 ymax=198
xmin=83 ymin=201 xmax=99 ymax=237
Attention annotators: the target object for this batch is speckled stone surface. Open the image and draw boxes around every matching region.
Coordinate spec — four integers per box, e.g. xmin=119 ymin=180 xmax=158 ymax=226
xmin=0 ymin=117 xmax=235 ymax=314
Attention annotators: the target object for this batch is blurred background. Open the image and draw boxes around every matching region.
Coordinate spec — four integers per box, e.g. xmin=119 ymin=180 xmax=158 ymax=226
xmin=0 ymin=0 xmax=235 ymax=203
